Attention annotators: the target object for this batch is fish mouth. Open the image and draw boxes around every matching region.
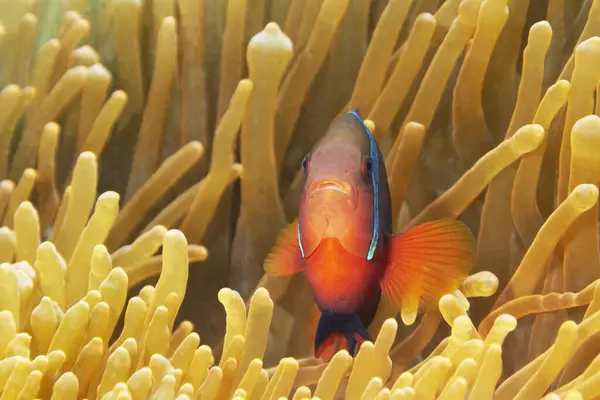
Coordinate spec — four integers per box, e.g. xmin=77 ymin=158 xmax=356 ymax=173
xmin=305 ymin=177 xmax=358 ymax=210
xmin=313 ymin=180 xmax=352 ymax=196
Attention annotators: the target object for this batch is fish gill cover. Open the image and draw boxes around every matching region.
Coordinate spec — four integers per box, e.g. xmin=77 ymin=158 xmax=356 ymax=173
xmin=0 ymin=0 xmax=598 ymax=399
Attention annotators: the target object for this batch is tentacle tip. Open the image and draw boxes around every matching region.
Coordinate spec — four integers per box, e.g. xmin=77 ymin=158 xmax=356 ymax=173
xmin=495 ymin=314 xmax=517 ymax=330
xmin=513 ymin=124 xmax=545 ymax=153
xmin=400 ymin=308 xmax=417 ymax=326
xmin=165 ymin=229 xmax=188 ymax=244
xmin=570 ymin=184 xmax=599 ymax=211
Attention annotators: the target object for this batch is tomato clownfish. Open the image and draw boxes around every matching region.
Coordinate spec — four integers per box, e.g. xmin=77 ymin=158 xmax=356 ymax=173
xmin=265 ymin=109 xmax=475 ymax=361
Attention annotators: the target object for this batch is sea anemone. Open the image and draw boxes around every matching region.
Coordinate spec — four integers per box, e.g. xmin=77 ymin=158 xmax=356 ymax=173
xmin=0 ymin=0 xmax=599 ymax=398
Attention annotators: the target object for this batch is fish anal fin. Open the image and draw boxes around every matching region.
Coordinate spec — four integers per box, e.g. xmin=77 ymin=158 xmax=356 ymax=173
xmin=381 ymin=220 xmax=475 ymax=325
xmin=315 ymin=333 xmax=348 ymax=362
xmin=314 ymin=313 xmax=371 ymax=361
xmin=314 ymin=332 xmax=365 ymax=361
xmin=354 ymin=332 xmax=366 ymax=348
xmin=264 ymin=219 xmax=304 ymax=276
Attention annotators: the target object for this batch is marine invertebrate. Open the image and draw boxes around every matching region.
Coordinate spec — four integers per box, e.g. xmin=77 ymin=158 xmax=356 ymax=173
xmin=0 ymin=0 xmax=599 ymax=398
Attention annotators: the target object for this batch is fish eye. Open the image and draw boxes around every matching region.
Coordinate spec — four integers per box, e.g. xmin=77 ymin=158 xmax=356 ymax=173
xmin=362 ymin=158 xmax=373 ymax=177
xmin=302 ymin=155 xmax=310 ymax=174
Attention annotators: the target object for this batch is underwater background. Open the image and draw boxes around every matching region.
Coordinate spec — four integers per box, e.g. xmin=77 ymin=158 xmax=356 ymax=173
xmin=0 ymin=0 xmax=599 ymax=398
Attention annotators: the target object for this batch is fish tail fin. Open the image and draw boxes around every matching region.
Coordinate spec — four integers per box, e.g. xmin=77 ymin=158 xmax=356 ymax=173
xmin=381 ymin=220 xmax=475 ymax=326
xmin=314 ymin=312 xmax=370 ymax=361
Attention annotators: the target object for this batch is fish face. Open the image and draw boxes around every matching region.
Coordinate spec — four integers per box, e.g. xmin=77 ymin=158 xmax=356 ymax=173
xmin=298 ymin=112 xmax=378 ymax=259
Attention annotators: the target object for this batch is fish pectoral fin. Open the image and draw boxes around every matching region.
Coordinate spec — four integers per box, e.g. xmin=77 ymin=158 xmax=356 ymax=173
xmin=264 ymin=219 xmax=305 ymax=276
xmin=381 ymin=219 xmax=475 ymax=325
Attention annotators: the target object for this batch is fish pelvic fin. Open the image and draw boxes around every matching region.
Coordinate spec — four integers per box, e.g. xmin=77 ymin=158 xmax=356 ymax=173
xmin=306 ymin=301 xmax=321 ymax=348
xmin=314 ymin=312 xmax=370 ymax=362
xmin=381 ymin=219 xmax=475 ymax=326
xmin=264 ymin=219 xmax=304 ymax=276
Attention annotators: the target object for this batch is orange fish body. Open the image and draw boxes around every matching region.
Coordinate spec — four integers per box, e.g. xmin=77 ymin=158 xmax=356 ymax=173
xmin=305 ymin=237 xmax=382 ymax=317
xmin=265 ymin=110 xmax=475 ymax=360
xmin=303 ymin=237 xmax=383 ymax=360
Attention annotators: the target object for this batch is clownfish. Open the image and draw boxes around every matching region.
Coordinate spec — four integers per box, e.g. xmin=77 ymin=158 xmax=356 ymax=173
xmin=265 ymin=110 xmax=475 ymax=361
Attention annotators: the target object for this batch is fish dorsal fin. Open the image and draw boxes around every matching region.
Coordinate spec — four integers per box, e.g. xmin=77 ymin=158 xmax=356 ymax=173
xmin=348 ymin=108 xmax=380 ymax=261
